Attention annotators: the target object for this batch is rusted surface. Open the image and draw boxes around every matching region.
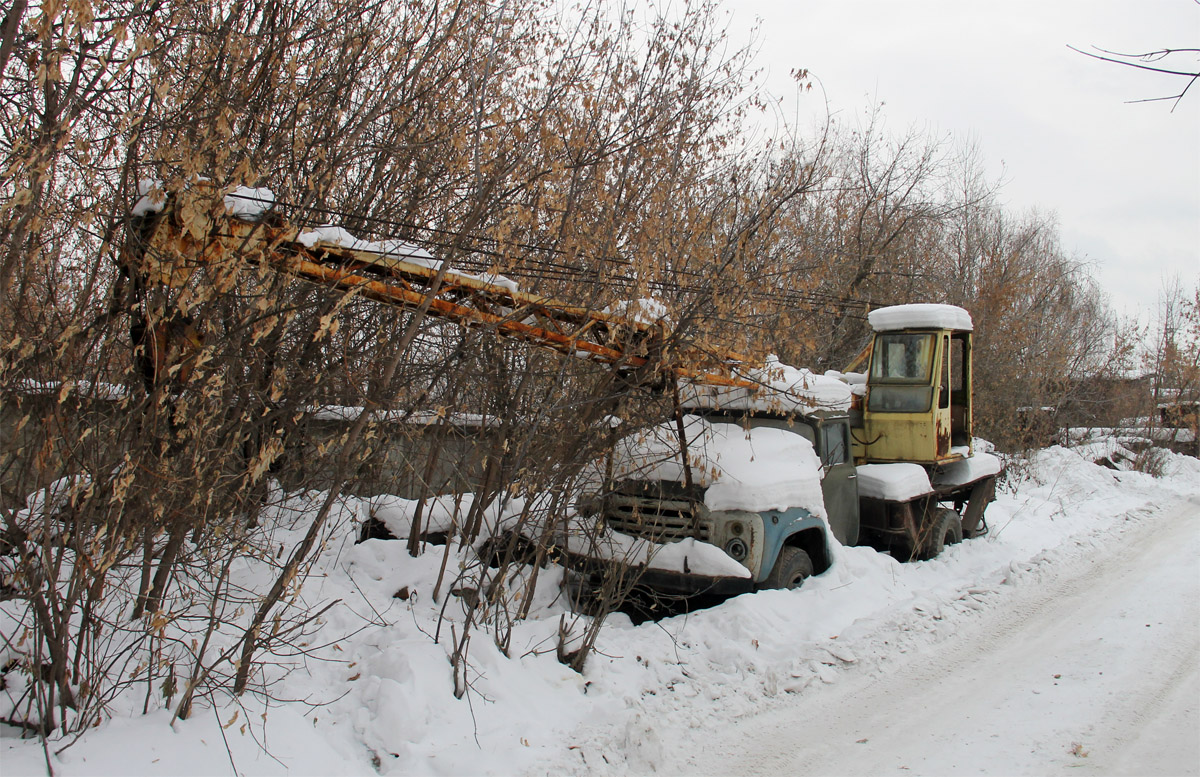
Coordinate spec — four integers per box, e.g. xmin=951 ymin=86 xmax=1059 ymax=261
xmin=959 ymin=475 xmax=996 ymax=537
xmin=935 ymin=415 xmax=951 ymax=458
xmin=130 ymin=199 xmax=761 ymax=390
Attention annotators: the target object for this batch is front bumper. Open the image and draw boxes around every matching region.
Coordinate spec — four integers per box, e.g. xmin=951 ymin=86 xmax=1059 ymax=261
xmin=562 ymin=551 xmax=755 ymax=598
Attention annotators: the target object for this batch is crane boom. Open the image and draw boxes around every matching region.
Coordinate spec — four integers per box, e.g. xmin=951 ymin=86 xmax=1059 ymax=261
xmin=124 ymin=190 xmax=756 ymax=390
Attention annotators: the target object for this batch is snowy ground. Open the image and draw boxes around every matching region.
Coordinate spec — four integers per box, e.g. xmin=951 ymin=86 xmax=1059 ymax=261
xmin=3 ymin=444 xmax=1199 ymax=776
xmin=671 ymin=492 xmax=1200 ymax=776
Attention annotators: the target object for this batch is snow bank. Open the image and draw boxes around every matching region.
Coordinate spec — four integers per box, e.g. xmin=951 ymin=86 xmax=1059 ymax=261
xmin=856 ymin=462 xmax=933 ymax=501
xmin=366 ymin=493 xmax=505 ymax=540
xmin=868 ymin=303 xmax=973 ymax=332
xmin=610 ymin=416 xmax=826 ymax=516
xmin=682 ymin=355 xmax=853 ymax=416
xmin=6 ymin=439 xmax=1198 ymax=777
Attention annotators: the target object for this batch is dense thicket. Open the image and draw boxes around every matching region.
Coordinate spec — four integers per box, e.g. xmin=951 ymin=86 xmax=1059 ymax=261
xmin=1 ymin=0 xmax=1126 ymax=738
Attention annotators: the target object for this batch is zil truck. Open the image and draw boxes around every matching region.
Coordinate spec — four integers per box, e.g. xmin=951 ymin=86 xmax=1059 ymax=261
xmin=564 ymin=304 xmax=1002 ymax=598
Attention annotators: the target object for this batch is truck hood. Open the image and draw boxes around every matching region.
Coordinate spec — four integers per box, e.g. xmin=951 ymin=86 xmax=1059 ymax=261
xmin=610 ymin=417 xmax=827 ymax=518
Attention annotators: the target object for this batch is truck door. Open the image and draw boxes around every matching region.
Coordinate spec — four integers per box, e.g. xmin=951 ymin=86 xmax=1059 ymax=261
xmin=819 ymin=419 xmax=860 ymax=546
xmin=935 ymin=334 xmax=952 ymax=457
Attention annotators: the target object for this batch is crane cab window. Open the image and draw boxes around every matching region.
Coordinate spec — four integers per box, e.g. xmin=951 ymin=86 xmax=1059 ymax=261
xmin=868 ymin=332 xmax=936 ymax=413
xmin=871 ymin=333 xmax=935 ymax=382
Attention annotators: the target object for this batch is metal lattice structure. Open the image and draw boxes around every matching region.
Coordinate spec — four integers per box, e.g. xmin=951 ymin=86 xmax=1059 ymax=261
xmin=125 ymin=190 xmax=756 ymax=390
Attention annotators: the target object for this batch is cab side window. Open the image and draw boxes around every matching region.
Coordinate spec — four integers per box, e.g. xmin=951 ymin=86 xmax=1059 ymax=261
xmin=820 ymin=422 xmax=848 ymax=467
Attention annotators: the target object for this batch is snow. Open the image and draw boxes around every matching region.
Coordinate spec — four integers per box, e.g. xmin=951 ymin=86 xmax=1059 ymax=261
xmin=132 ymin=181 xmax=275 ymax=221
xmin=826 ymin=369 xmax=867 ymax=396
xmin=1069 ymin=425 xmax=1198 ymax=448
xmin=131 ymin=178 xmax=166 ymax=216
xmin=934 ymin=451 xmax=1003 ymax=488
xmin=296 ymin=226 xmax=436 ymax=266
xmin=3 ymin=439 xmax=1198 ymax=776
xmin=369 ymin=493 xmax=476 ymax=539
xmin=223 ymin=185 xmax=274 ymax=219
xmin=453 ymin=268 xmax=521 ymax=294
xmin=677 ymin=499 xmax=1200 ymax=776
xmin=831 ymin=370 xmax=866 ymax=385
xmin=295 ymin=225 xmax=522 ymax=294
xmin=682 ymin=355 xmax=853 ymax=416
xmin=609 ymin=416 xmax=827 ymax=516
xmin=855 ymin=462 xmax=933 ymax=501
xmin=306 ymin=405 xmax=493 ymax=426
xmin=564 ymin=532 xmax=752 ymax=578
xmin=868 ymin=303 xmax=973 ymax=332
xmin=602 ymin=298 xmax=671 ymax=325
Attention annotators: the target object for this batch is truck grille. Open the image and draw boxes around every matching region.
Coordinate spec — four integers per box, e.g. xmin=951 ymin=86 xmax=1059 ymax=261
xmin=603 ymin=487 xmax=710 ymax=543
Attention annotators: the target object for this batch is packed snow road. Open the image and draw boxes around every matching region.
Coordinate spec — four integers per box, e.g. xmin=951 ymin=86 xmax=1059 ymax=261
xmin=677 ymin=494 xmax=1200 ymax=776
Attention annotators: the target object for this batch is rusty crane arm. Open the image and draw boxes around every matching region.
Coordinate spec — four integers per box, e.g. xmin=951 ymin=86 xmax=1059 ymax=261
xmin=123 ymin=190 xmax=758 ymax=391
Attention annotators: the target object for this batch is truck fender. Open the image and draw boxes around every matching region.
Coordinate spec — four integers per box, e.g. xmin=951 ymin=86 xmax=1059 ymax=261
xmin=755 ymin=508 xmax=829 ymax=583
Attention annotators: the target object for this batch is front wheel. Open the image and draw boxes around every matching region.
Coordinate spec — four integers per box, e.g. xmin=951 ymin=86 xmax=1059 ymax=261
xmin=760 ymin=546 xmax=814 ymax=590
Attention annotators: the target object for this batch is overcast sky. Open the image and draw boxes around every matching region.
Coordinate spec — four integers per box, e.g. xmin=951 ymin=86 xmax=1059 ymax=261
xmin=725 ymin=0 xmax=1199 ymax=321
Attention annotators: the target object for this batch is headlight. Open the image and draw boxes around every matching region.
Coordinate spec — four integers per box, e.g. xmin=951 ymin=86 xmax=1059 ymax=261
xmin=724 ymin=537 xmax=749 ymax=561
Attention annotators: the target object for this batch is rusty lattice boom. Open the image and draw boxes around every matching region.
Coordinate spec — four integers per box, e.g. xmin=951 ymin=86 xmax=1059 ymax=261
xmin=125 ymin=188 xmax=756 ymax=391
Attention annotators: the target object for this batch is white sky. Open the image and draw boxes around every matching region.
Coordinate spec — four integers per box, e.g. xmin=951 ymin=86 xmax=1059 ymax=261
xmin=725 ymin=0 xmax=1200 ymax=321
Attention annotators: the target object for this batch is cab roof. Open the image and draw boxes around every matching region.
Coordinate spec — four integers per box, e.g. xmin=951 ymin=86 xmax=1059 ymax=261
xmin=868 ymin=304 xmax=973 ymax=332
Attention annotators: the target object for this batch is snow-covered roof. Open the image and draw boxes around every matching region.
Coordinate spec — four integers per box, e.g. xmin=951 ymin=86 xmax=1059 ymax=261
xmin=869 ymin=304 xmax=973 ymax=332
xmin=610 ymin=416 xmax=827 ymax=516
xmin=681 ymin=356 xmax=853 ymax=417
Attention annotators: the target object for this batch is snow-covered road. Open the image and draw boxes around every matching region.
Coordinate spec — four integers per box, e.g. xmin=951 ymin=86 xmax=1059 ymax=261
xmin=679 ymin=494 xmax=1200 ymax=776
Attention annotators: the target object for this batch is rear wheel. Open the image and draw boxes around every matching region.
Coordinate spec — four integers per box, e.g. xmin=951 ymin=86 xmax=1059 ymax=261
xmin=760 ymin=546 xmax=815 ymax=590
xmin=919 ymin=508 xmax=964 ymax=560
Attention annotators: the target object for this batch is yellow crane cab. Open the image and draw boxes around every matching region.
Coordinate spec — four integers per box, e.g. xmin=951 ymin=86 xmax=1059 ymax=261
xmin=851 ymin=304 xmax=974 ymax=467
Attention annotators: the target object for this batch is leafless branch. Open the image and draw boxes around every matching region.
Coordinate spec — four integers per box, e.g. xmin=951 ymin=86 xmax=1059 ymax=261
xmin=1068 ymin=44 xmax=1200 ymax=111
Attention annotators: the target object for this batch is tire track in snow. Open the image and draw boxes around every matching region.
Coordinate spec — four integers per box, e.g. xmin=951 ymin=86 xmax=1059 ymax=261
xmin=679 ymin=494 xmax=1200 ymax=776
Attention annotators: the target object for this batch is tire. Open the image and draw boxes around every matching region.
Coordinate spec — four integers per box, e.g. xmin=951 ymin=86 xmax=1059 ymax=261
xmin=919 ymin=508 xmax=963 ymax=560
xmin=760 ymin=546 xmax=815 ymax=590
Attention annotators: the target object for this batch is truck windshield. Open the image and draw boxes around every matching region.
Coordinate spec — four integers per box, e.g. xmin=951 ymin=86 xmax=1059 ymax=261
xmin=871 ymin=333 xmax=935 ymax=383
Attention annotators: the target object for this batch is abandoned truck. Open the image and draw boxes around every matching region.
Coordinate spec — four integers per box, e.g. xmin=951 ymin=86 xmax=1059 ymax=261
xmin=564 ymin=304 xmax=1003 ymax=597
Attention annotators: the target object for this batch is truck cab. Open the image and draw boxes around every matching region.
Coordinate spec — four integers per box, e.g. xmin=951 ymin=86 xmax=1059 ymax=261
xmin=567 ymin=366 xmax=858 ymax=596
